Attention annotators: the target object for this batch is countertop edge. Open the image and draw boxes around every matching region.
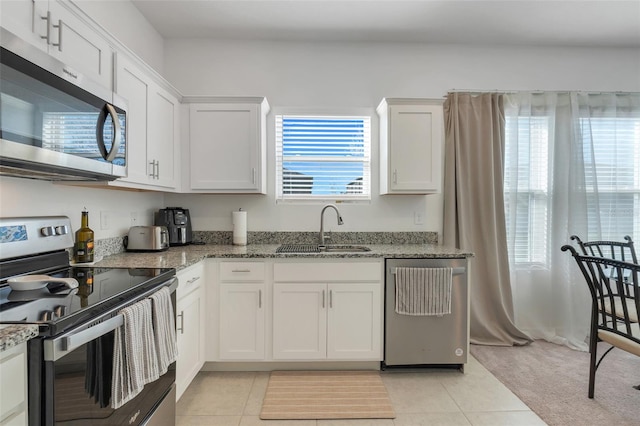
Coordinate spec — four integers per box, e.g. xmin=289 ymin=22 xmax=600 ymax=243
xmin=0 ymin=324 xmax=39 ymax=352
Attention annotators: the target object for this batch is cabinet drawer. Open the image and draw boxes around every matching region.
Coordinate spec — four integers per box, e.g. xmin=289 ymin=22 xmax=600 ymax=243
xmin=274 ymin=262 xmax=381 ymax=282
xmin=219 ymin=262 xmax=265 ymax=281
xmin=177 ymin=262 xmax=205 ymax=299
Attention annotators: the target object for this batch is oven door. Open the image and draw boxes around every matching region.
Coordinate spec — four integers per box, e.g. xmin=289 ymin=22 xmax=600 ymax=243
xmin=35 ymin=278 xmax=177 ymax=426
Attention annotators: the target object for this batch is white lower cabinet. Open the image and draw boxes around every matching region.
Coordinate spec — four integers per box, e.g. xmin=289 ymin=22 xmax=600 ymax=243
xmin=219 ymin=283 xmax=265 ymax=360
xmin=176 ymin=263 xmax=205 ymax=400
xmin=0 ymin=342 xmax=28 ymax=425
xmin=218 ymin=262 xmax=266 ymax=360
xmin=272 ymin=262 xmax=383 ymax=361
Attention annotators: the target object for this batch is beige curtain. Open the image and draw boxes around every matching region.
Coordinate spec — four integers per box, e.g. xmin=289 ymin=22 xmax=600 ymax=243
xmin=443 ymin=92 xmax=531 ymax=346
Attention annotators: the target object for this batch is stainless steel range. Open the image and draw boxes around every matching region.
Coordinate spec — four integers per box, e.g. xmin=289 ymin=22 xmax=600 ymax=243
xmin=0 ymin=216 xmax=177 ymax=426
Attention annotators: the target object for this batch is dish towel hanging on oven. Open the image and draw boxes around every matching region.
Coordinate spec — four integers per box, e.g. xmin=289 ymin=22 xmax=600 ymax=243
xmin=149 ymin=286 xmax=178 ymax=375
xmin=395 ymin=267 xmax=453 ymax=316
xmin=111 ymin=298 xmax=160 ymax=409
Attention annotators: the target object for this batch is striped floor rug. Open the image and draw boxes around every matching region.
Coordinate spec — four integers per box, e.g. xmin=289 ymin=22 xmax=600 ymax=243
xmin=260 ymin=370 xmax=395 ymax=420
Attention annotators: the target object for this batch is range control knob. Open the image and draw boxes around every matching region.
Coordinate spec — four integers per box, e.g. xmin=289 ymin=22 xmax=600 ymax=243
xmin=55 ymin=225 xmax=69 ymax=235
xmin=40 ymin=226 xmax=55 ymax=237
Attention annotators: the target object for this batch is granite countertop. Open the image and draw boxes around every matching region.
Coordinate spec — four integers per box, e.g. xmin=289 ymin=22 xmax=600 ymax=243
xmin=0 ymin=241 xmax=472 ymax=348
xmin=0 ymin=324 xmax=38 ymax=352
xmin=94 ymin=243 xmax=474 ymax=271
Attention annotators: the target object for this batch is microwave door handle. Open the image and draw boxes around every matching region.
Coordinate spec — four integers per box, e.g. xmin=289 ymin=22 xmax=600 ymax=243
xmin=96 ymin=103 xmax=122 ymax=162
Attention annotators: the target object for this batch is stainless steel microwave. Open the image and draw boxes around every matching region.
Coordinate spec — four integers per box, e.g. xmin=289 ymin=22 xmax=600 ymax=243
xmin=0 ymin=28 xmax=127 ymax=181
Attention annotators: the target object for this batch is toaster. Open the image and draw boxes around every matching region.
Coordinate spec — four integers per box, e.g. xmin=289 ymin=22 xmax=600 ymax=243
xmin=124 ymin=226 xmax=170 ymax=252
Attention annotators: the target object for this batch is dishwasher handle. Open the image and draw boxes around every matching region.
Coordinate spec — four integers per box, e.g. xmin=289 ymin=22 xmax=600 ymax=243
xmin=389 ymin=267 xmax=466 ymax=275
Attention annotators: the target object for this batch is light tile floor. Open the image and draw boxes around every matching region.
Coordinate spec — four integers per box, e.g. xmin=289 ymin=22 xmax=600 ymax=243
xmin=176 ymin=356 xmax=547 ymax=426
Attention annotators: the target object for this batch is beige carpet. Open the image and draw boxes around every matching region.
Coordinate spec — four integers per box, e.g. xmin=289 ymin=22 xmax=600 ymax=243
xmin=260 ymin=370 xmax=396 ymax=420
xmin=471 ymin=340 xmax=640 ymax=426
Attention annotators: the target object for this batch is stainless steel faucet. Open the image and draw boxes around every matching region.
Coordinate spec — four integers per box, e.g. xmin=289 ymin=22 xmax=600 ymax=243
xmin=319 ymin=204 xmax=343 ymax=245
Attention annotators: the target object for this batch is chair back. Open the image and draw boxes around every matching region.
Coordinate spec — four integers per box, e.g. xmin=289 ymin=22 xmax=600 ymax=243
xmin=562 ymin=245 xmax=640 ymax=349
xmin=570 ymin=235 xmax=638 ymax=264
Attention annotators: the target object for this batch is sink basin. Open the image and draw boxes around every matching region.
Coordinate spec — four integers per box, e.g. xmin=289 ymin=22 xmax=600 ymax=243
xmin=276 ymin=244 xmax=371 ymax=253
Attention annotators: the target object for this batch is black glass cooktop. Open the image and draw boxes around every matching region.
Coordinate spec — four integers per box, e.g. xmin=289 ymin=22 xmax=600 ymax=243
xmin=0 ymin=266 xmax=175 ymax=336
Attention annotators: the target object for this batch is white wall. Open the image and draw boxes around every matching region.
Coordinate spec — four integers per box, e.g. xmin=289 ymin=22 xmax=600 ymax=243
xmin=0 ymin=177 xmax=164 ymax=239
xmin=163 ymin=39 xmax=640 ymax=236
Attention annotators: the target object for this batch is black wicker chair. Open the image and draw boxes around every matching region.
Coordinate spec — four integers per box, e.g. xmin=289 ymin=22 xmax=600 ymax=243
xmin=562 ymin=245 xmax=640 ymax=398
xmin=570 ymin=235 xmax=637 ymax=264
xmin=570 ymin=235 xmax=638 ymax=324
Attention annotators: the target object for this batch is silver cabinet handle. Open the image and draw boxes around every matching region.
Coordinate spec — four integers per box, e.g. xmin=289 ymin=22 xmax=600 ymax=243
xmin=258 ymin=289 xmax=262 ymax=309
xmin=231 ymin=269 xmax=251 ymax=273
xmin=329 ymin=289 xmax=333 ymax=308
xmin=40 ymin=11 xmax=51 ymax=44
xmin=322 ymin=289 xmax=325 ymax=309
xmin=186 ymin=276 xmax=200 ymax=285
xmin=52 ymin=19 xmax=62 ymax=51
xmin=393 ymin=169 xmax=398 ymax=184
xmin=252 ymin=168 xmax=256 ymax=185
xmin=177 ymin=311 xmax=184 ymax=334
xmin=156 ymin=160 xmax=160 ymax=179
xmin=148 ymin=160 xmax=155 ymax=178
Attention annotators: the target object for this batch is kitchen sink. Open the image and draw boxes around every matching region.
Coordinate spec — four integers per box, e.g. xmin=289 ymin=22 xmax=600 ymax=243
xmin=276 ymin=244 xmax=371 ymax=253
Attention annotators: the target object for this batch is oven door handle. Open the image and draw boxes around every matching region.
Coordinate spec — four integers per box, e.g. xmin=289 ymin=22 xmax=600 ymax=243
xmin=44 ymin=277 xmax=178 ymax=361
xmin=66 ymin=314 xmax=123 ymax=352
xmin=44 ymin=314 xmax=124 ymax=362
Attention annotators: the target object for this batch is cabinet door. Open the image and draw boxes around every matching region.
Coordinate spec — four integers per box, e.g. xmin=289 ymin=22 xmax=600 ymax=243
xmin=0 ymin=342 xmax=27 ymax=425
xmin=48 ymin=0 xmax=113 ymax=89
xmin=389 ymin=104 xmax=442 ymax=192
xmin=147 ymin=83 xmax=178 ymax=189
xmin=1 ymin=0 xmax=49 ymax=51
xmin=327 ymin=283 xmax=382 ymax=360
xmin=176 ymin=288 xmax=203 ymax=400
xmin=219 ymin=283 xmax=265 ymax=360
xmin=189 ymin=103 xmax=260 ymax=191
xmin=272 ymin=283 xmax=327 ymax=360
xmin=115 ymin=55 xmax=150 ymax=185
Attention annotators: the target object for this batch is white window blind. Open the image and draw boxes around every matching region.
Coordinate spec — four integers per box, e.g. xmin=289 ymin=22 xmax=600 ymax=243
xmin=581 ymin=117 xmax=640 ymax=241
xmin=504 ymin=116 xmax=550 ymax=264
xmin=275 ymin=115 xmax=371 ymax=201
xmin=504 ymin=112 xmax=640 ymax=265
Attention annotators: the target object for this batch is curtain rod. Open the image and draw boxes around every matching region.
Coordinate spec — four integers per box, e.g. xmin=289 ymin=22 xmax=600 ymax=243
xmin=445 ymin=90 xmax=637 ymax=97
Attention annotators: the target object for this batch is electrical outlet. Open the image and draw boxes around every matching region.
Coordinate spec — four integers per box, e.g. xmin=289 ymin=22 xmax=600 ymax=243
xmin=100 ymin=211 xmax=110 ymax=230
xmin=130 ymin=212 xmax=138 ymax=225
xmin=414 ymin=211 xmax=424 ymax=225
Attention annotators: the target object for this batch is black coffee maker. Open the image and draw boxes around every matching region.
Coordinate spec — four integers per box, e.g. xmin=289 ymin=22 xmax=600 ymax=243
xmin=155 ymin=207 xmax=193 ymax=246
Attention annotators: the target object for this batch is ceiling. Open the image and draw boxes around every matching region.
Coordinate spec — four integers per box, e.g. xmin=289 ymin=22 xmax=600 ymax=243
xmin=130 ymin=0 xmax=640 ymax=47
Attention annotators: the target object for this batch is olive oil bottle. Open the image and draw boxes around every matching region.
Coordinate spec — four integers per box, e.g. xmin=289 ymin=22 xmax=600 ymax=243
xmin=74 ymin=209 xmax=94 ymax=263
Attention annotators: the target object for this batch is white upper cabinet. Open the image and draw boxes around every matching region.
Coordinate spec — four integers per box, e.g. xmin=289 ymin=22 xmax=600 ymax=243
xmin=1 ymin=0 xmax=114 ymax=90
xmin=377 ymin=98 xmax=444 ymax=194
xmin=114 ymin=53 xmax=179 ymax=191
xmin=186 ymin=98 xmax=269 ymax=193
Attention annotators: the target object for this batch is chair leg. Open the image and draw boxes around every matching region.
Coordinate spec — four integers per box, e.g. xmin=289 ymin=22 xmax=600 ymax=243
xmin=588 ymin=344 xmax=597 ymax=398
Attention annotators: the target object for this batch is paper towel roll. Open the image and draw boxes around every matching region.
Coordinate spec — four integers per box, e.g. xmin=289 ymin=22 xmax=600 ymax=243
xmin=232 ymin=209 xmax=247 ymax=245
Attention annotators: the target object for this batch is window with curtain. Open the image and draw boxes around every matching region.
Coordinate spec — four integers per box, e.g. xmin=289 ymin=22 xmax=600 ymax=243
xmin=504 ymin=96 xmax=640 ymax=266
xmin=275 ymin=115 xmax=371 ymax=202
xmin=504 ymin=115 xmax=550 ymax=264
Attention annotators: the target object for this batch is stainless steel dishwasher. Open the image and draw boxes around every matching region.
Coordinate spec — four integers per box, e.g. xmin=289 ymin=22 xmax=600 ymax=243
xmin=383 ymin=257 xmax=469 ymax=371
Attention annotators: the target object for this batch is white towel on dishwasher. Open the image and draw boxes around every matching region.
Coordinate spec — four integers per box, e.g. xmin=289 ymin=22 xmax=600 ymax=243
xmin=111 ymin=298 xmax=160 ymax=409
xmin=395 ymin=267 xmax=453 ymax=316
xmin=149 ymin=286 xmax=178 ymax=375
